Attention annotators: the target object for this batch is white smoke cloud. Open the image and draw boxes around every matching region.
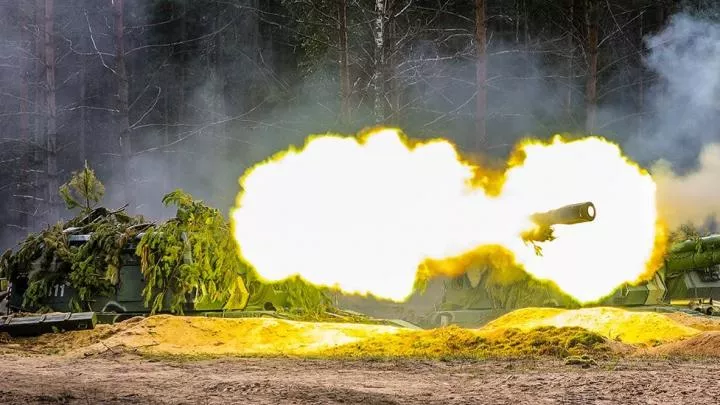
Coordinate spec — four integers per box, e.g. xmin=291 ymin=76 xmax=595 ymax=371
xmin=627 ymin=13 xmax=720 ymax=168
xmin=653 ymin=144 xmax=720 ymax=228
xmin=625 ymin=13 xmax=720 ymax=228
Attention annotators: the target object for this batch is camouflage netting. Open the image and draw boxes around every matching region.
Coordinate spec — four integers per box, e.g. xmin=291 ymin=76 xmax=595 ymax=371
xmin=0 ymin=164 xmax=335 ymax=317
xmin=0 ymin=206 xmax=148 ymax=311
xmin=420 ymin=246 xmax=580 ymax=311
xmin=0 ymin=191 xmax=335 ymax=316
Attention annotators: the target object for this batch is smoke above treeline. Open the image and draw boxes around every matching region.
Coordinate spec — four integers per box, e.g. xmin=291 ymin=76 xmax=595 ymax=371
xmin=636 ymin=13 xmax=720 ymax=229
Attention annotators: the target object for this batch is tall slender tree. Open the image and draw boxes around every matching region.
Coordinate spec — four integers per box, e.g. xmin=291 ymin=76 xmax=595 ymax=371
xmin=338 ymin=0 xmax=351 ymax=124
xmin=17 ymin=0 xmax=33 ymax=231
xmin=44 ymin=0 xmax=58 ymax=223
xmin=567 ymin=0 xmax=576 ymax=117
xmin=585 ymin=0 xmax=599 ymax=132
xmin=475 ymin=0 xmax=487 ymax=147
xmin=112 ymin=0 xmax=133 ymax=208
xmin=373 ymin=0 xmax=386 ymax=123
xmin=637 ymin=2 xmax=645 ymax=139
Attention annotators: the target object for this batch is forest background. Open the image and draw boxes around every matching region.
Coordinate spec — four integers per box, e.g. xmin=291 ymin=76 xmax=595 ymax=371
xmin=1 ymin=0 xmax=719 ymax=252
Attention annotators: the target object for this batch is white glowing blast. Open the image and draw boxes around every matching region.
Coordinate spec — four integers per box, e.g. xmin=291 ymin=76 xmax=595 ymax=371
xmin=232 ymin=128 xmax=658 ymax=303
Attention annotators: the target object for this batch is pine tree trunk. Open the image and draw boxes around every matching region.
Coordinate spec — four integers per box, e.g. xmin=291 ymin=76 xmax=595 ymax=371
xmin=113 ymin=0 xmax=132 ymax=208
xmin=515 ymin=0 xmax=521 ymax=44
xmin=567 ymin=0 xmax=574 ymax=118
xmin=44 ymin=0 xmax=58 ymax=223
xmin=79 ymin=61 xmax=87 ymax=162
xmin=30 ymin=0 xmax=45 ymax=229
xmin=637 ymin=6 xmax=644 ymax=139
xmin=162 ymin=76 xmax=170 ymax=192
xmin=211 ymin=5 xmax=225 ymax=169
xmin=585 ymin=0 xmax=598 ymax=133
xmin=654 ymin=1 xmax=666 ymax=112
xmin=475 ymin=0 xmax=487 ymax=148
xmin=387 ymin=11 xmax=400 ymax=120
xmin=18 ymin=0 xmax=32 ymax=230
xmin=373 ymin=0 xmax=385 ymax=123
xmin=33 ymin=0 xmax=45 ymax=170
xmin=338 ymin=0 xmax=351 ymax=124
xmin=170 ymin=0 xmax=187 ymax=188
xmin=19 ymin=6 xmax=30 ymax=149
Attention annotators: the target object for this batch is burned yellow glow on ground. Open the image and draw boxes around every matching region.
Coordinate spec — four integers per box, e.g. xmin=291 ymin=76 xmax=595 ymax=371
xmin=15 ymin=308 xmax=699 ymax=359
xmin=232 ymin=128 xmax=661 ymax=303
xmin=484 ymin=307 xmax=698 ymax=345
xmin=75 ymin=316 xmax=402 ymax=357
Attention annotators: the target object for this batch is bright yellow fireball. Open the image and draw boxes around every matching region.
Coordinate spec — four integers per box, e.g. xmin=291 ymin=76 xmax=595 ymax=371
xmin=231 ymin=128 xmax=660 ymax=303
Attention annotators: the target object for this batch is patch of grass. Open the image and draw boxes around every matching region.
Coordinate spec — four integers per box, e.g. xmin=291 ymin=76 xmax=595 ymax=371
xmin=564 ymin=354 xmax=597 ymax=368
xmin=320 ymin=325 xmax=611 ymax=360
xmin=125 ymin=325 xmax=612 ymax=363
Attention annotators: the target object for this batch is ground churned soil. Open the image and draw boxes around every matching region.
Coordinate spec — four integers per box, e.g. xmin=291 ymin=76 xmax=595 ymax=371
xmin=645 ymin=331 xmax=720 ymax=357
xmin=3 ymin=308 xmax=720 ymax=404
xmin=1 ymin=353 xmax=719 ymax=404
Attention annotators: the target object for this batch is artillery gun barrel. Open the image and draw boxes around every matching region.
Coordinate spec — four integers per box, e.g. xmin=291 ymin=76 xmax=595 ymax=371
xmin=522 ymin=202 xmax=596 ymax=243
xmin=669 ymin=234 xmax=720 ymax=254
xmin=530 ymin=201 xmax=596 ymax=227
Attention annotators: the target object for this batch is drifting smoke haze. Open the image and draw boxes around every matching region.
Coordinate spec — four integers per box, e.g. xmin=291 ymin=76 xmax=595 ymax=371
xmin=2 ymin=2 xmax=720 ymax=254
xmin=653 ymin=145 xmax=720 ymax=228
xmin=632 ymin=13 xmax=720 ymax=228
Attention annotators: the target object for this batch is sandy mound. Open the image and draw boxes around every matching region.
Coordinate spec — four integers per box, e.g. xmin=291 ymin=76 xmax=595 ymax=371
xmin=325 ymin=325 xmax=629 ymax=359
xmin=664 ymin=312 xmax=720 ymax=331
xmin=483 ymin=307 xmax=699 ymax=345
xmin=5 ymin=307 xmax=717 ymax=360
xmin=0 ymin=321 xmax=125 ymax=356
xmin=5 ymin=313 xmax=627 ymax=359
xmin=77 ymin=315 xmax=401 ymax=357
xmin=646 ymin=331 xmax=720 ymax=357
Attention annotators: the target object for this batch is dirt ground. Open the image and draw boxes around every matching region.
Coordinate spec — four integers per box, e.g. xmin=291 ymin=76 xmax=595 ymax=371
xmin=4 ymin=308 xmax=720 ymax=404
xmin=1 ymin=352 xmax=719 ymax=404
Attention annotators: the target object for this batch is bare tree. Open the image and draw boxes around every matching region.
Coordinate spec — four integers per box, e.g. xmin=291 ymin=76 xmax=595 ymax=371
xmin=33 ymin=0 xmax=45 ymax=168
xmin=567 ymin=0 xmax=575 ymax=116
xmin=17 ymin=0 xmax=32 ymax=230
xmin=338 ymin=0 xmax=351 ymax=124
xmin=79 ymin=60 xmax=87 ymax=162
xmin=585 ymin=0 xmax=599 ymax=132
xmin=373 ymin=0 xmax=386 ymax=123
xmin=475 ymin=0 xmax=487 ymax=147
xmin=637 ymin=2 xmax=644 ymax=139
xmin=112 ymin=0 xmax=133 ymax=207
xmin=44 ymin=0 xmax=58 ymax=222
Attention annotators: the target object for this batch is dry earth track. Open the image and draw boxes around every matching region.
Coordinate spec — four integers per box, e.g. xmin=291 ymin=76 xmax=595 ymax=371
xmin=1 ymin=353 xmax=719 ymax=405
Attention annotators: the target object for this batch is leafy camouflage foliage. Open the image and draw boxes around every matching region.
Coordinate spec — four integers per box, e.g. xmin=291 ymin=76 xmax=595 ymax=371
xmin=59 ymin=161 xmax=105 ymax=213
xmin=668 ymin=218 xmax=719 ymax=244
xmin=136 ymin=189 xmax=252 ymax=314
xmin=0 ymin=207 xmax=148 ymax=311
xmin=136 ymin=190 xmax=332 ymax=315
xmin=1 ymin=163 xmax=334 ymax=315
xmin=424 ymin=246 xmax=579 ymax=311
xmin=668 ymin=223 xmax=702 ymax=244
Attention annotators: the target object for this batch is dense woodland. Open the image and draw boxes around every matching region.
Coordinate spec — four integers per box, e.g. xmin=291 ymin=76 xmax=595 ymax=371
xmin=0 ymin=0 xmax=718 ymax=251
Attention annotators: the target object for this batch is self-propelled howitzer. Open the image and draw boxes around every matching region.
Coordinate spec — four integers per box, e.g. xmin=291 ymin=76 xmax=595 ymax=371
xmin=663 ymin=235 xmax=720 ymax=302
xmin=665 ymin=235 xmax=720 ymax=275
xmin=605 ymin=234 xmax=720 ymax=313
xmin=426 ymin=201 xmax=597 ymax=327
